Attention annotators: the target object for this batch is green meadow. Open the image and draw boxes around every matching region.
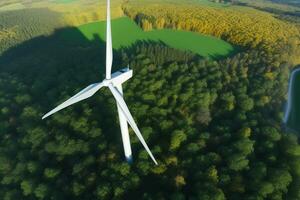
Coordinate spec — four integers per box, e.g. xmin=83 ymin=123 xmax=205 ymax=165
xmin=65 ymin=17 xmax=235 ymax=59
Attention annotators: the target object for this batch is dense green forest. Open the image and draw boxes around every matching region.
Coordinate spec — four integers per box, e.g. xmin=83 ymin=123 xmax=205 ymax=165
xmin=1 ymin=0 xmax=300 ymax=199
xmin=123 ymin=0 xmax=300 ymax=65
xmin=0 ymin=23 xmax=300 ymax=199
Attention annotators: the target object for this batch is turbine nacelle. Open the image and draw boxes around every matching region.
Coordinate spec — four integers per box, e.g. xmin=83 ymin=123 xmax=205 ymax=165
xmin=102 ymin=67 xmax=133 ymax=87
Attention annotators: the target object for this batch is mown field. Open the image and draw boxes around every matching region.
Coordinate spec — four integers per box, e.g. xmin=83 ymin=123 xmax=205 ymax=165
xmin=66 ymin=17 xmax=235 ymax=58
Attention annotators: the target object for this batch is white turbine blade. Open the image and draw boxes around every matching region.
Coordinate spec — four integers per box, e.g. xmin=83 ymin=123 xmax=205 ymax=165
xmin=115 ymin=84 xmax=132 ymax=162
xmin=42 ymin=83 xmax=104 ymax=119
xmin=108 ymin=84 xmax=158 ymax=165
xmin=106 ymin=0 xmax=113 ymax=79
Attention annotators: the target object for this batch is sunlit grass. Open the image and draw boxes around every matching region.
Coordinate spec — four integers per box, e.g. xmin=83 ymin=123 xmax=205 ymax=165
xmin=73 ymin=17 xmax=235 ymax=58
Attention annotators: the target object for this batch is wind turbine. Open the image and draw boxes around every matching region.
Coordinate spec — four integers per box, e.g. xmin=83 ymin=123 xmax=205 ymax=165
xmin=42 ymin=0 xmax=158 ymax=165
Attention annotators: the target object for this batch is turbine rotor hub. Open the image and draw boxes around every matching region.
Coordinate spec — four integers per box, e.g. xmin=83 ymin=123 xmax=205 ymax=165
xmin=102 ymin=79 xmax=111 ymax=87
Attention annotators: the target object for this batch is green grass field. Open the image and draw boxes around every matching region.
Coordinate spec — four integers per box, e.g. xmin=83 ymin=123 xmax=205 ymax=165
xmin=66 ymin=17 xmax=235 ymax=58
xmin=287 ymin=71 xmax=300 ymax=132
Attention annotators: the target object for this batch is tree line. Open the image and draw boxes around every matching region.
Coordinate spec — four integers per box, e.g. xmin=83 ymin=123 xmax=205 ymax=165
xmin=122 ymin=1 xmax=300 ymax=65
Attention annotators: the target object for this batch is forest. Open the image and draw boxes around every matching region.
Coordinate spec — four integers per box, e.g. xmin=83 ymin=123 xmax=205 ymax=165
xmin=0 ymin=0 xmax=300 ymax=199
xmin=0 ymin=22 xmax=300 ymax=199
xmin=123 ymin=0 xmax=300 ymax=65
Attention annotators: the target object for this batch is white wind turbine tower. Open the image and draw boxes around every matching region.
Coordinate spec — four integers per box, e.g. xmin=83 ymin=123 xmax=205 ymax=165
xmin=42 ymin=0 xmax=158 ymax=165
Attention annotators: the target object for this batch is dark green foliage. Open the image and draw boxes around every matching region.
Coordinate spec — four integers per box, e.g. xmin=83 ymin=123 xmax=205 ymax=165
xmin=0 ymin=26 xmax=299 ymax=200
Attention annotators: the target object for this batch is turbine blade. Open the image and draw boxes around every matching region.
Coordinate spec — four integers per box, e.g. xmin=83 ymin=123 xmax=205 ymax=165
xmin=42 ymin=82 xmax=104 ymax=119
xmin=115 ymin=84 xmax=132 ymax=162
xmin=106 ymin=0 xmax=113 ymax=79
xmin=108 ymin=84 xmax=158 ymax=165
